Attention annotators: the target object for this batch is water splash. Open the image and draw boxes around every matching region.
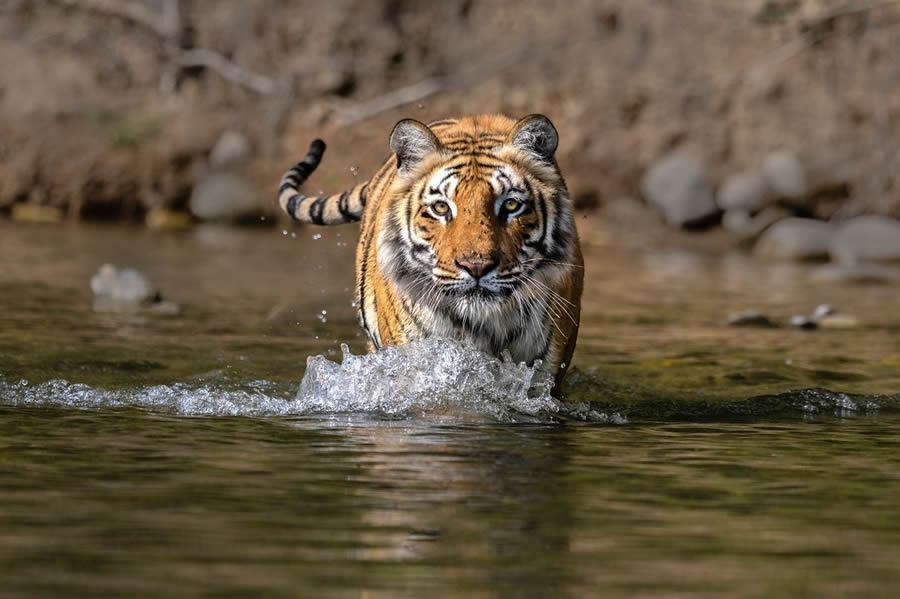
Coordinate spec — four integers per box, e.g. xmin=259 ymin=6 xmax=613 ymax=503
xmin=0 ymin=339 xmax=562 ymax=422
xmin=297 ymin=338 xmax=559 ymax=421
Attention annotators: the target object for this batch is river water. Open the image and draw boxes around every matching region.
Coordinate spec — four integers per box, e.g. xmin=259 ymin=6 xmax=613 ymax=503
xmin=1 ymin=221 xmax=899 ymax=597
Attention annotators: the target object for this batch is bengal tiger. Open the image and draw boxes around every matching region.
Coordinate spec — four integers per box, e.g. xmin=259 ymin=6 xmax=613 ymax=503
xmin=277 ymin=114 xmax=583 ymax=390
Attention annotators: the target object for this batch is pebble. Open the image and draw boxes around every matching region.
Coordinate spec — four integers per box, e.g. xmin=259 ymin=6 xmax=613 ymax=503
xmin=817 ymin=314 xmax=858 ymax=329
xmin=762 ymin=150 xmax=807 ymax=198
xmin=727 ymin=310 xmax=777 ymax=328
xmin=829 ymin=215 xmax=900 ymax=264
xmin=90 ymin=263 xmax=178 ymax=314
xmin=145 ymin=207 xmax=192 ymax=230
xmin=722 ymin=205 xmax=789 ymax=241
xmin=789 ymin=315 xmax=817 ymax=329
xmin=640 ymin=151 xmax=719 ymax=228
xmin=11 ymin=203 xmax=63 ymax=224
xmin=716 ymin=170 xmax=771 ymax=213
xmin=811 ymin=304 xmax=834 ymax=321
xmin=754 ymin=217 xmax=835 ymax=261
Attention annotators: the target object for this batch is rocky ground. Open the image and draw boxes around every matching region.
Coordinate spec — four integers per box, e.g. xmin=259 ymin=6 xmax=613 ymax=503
xmin=2 ymin=0 xmax=900 ymax=263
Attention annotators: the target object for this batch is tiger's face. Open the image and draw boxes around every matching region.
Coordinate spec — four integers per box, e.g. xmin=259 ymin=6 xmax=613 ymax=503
xmin=410 ymin=163 xmax=544 ymax=301
xmin=379 ymin=115 xmax=576 ymax=319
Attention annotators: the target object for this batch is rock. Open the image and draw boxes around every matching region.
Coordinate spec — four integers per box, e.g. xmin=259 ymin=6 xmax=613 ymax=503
xmin=189 ymin=172 xmax=258 ymax=222
xmin=11 ymin=203 xmax=63 ymax=224
xmin=762 ymin=150 xmax=807 ymax=199
xmin=809 ymin=263 xmax=900 ymax=284
xmin=146 ymin=207 xmax=192 ymax=230
xmin=640 ymin=151 xmax=719 ymax=227
xmin=716 ymin=170 xmax=771 ymax=212
xmin=727 ymin=310 xmax=777 ymax=328
xmin=90 ymin=264 xmax=180 ymax=314
xmin=91 ymin=264 xmax=158 ymax=311
xmin=722 ymin=205 xmax=789 ymax=242
xmin=830 ymin=215 xmax=900 ymax=264
xmin=209 ymin=129 xmax=250 ymax=169
xmin=754 ymin=217 xmax=835 ymax=261
xmin=789 ymin=315 xmax=817 ymax=329
xmin=817 ymin=314 xmax=858 ymax=329
xmin=811 ymin=304 xmax=834 ymax=321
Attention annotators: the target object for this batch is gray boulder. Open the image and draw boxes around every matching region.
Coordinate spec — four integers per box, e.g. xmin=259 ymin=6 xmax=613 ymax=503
xmin=189 ymin=172 xmax=258 ymax=222
xmin=716 ymin=170 xmax=771 ymax=213
xmin=209 ymin=129 xmax=250 ymax=169
xmin=754 ymin=217 xmax=835 ymax=261
xmin=830 ymin=215 xmax=900 ymax=264
xmin=762 ymin=150 xmax=807 ymax=199
xmin=640 ymin=151 xmax=718 ymax=227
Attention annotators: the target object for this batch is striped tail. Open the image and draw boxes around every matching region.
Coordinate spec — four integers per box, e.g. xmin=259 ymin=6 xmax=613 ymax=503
xmin=277 ymin=139 xmax=366 ymax=225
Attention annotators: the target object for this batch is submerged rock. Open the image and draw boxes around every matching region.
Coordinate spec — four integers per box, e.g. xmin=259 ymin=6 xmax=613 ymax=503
xmin=754 ymin=217 xmax=834 ymax=261
xmin=830 ymin=215 xmax=900 ymax=264
xmin=727 ymin=310 xmax=777 ymax=328
xmin=640 ymin=151 xmax=718 ymax=228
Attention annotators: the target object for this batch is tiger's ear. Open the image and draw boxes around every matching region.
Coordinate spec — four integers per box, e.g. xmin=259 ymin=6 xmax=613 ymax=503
xmin=389 ymin=119 xmax=442 ymax=174
xmin=507 ymin=114 xmax=558 ymax=162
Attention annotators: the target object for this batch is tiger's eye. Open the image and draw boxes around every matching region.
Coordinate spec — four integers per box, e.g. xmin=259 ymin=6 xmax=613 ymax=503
xmin=502 ymin=198 xmax=522 ymax=213
xmin=432 ymin=201 xmax=450 ymax=215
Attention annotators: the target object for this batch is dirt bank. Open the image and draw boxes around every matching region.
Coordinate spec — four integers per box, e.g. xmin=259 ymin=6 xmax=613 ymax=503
xmin=1 ymin=0 xmax=899 ymax=224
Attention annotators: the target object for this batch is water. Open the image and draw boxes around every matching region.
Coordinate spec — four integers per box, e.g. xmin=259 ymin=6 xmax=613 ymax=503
xmin=1 ymin=221 xmax=900 ymax=597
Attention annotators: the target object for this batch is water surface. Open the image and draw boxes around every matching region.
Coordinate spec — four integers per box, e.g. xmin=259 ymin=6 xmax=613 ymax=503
xmin=1 ymin=221 xmax=899 ymax=597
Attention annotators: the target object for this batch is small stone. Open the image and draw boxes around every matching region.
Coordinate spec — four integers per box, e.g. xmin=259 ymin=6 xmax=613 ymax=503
xmin=146 ymin=207 xmax=192 ymax=230
xmin=722 ymin=205 xmax=790 ymax=242
xmin=789 ymin=315 xmax=817 ymax=329
xmin=754 ymin=217 xmax=835 ymax=261
xmin=189 ymin=172 xmax=258 ymax=222
xmin=716 ymin=170 xmax=771 ymax=212
xmin=811 ymin=304 xmax=834 ymax=321
xmin=209 ymin=129 xmax=250 ymax=169
xmin=91 ymin=264 xmax=156 ymax=305
xmin=762 ymin=150 xmax=807 ymax=198
xmin=727 ymin=310 xmax=777 ymax=327
xmin=817 ymin=314 xmax=858 ymax=329
xmin=830 ymin=215 xmax=900 ymax=264
xmin=640 ymin=151 xmax=719 ymax=228
xmin=11 ymin=203 xmax=63 ymax=224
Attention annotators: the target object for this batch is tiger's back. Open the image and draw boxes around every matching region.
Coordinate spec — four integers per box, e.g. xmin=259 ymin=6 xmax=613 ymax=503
xmin=279 ymin=114 xmax=583 ymax=389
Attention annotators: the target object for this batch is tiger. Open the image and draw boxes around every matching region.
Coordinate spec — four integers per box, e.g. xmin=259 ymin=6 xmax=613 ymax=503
xmin=277 ymin=114 xmax=583 ymax=391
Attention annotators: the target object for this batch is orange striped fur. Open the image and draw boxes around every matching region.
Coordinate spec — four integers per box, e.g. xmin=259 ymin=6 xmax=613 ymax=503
xmin=278 ymin=114 xmax=583 ymax=390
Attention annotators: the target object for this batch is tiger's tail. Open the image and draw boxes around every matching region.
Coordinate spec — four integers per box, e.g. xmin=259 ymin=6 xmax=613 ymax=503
xmin=277 ymin=139 xmax=367 ymax=225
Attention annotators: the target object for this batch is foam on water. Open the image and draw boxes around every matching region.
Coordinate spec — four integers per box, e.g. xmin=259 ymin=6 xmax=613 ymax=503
xmin=0 ymin=338 xmax=561 ymax=422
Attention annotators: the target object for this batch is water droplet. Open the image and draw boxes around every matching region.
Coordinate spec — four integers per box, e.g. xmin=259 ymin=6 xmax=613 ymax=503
xmin=259 ymin=216 xmax=266 ymax=221
xmin=417 ymin=103 xmax=425 ymax=109
xmin=317 ymin=309 xmax=328 ymax=323
xmin=312 ymin=233 xmax=322 ymax=240
xmin=349 ymin=166 xmax=360 ymax=176
xmin=282 ymin=229 xmax=288 ymax=236
xmin=290 ymin=232 xmax=297 ymax=238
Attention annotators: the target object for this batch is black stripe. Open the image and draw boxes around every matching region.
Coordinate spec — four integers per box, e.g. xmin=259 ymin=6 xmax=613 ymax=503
xmin=285 ymin=194 xmax=300 ymax=219
xmin=310 ymin=197 xmax=327 ymax=224
xmin=279 ymin=182 xmax=298 ymax=196
xmin=337 ymin=190 xmax=353 ymax=220
xmin=358 ymin=182 xmax=369 ymax=207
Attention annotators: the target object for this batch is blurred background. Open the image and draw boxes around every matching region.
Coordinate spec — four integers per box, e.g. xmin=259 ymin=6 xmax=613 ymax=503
xmin=2 ymin=0 xmax=899 ymax=239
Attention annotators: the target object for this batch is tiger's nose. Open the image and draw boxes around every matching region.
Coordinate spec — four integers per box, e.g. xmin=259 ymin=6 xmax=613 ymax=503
xmin=456 ymin=258 xmax=497 ymax=279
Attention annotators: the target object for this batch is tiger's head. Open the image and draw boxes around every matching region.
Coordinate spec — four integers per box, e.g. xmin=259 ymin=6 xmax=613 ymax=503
xmin=378 ymin=114 xmax=578 ymax=320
